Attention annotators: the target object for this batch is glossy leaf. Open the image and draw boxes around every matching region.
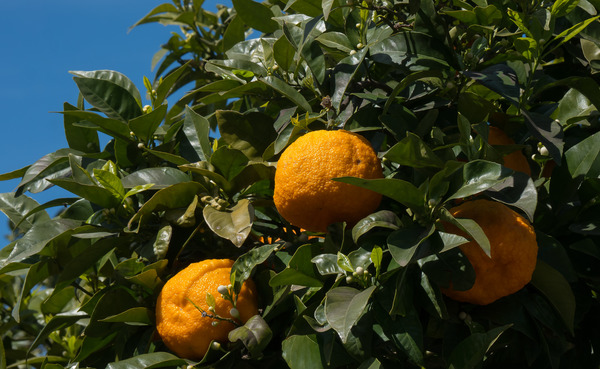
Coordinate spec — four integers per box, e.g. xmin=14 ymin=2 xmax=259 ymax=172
xmin=531 ymin=261 xmax=576 ymax=334
xmin=178 ymin=105 xmax=212 ymax=162
xmin=447 ymin=325 xmax=511 ymax=369
xmin=0 ymin=193 xmax=50 ymax=233
xmin=128 ymin=104 xmax=167 ymax=143
xmin=203 ymin=199 xmax=254 ymax=247
xmin=70 ymin=70 xmax=143 ymax=121
xmin=106 ymin=352 xmax=186 ymax=369
xmin=228 ymin=315 xmax=273 ymax=358
xmin=270 ymin=244 xmax=324 ymax=287
xmin=325 ymin=286 xmax=376 ymax=343
xmin=335 ymin=177 xmax=426 ymax=212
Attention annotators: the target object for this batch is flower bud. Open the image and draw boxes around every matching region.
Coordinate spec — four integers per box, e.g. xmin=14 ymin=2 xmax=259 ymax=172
xmin=217 ymin=285 xmax=229 ymax=295
xmin=230 ymin=307 xmax=241 ymax=319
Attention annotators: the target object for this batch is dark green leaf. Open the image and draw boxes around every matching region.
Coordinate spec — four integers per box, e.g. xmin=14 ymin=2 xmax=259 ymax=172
xmin=216 ymin=110 xmax=278 ymax=160
xmin=232 ymin=0 xmax=279 ymax=33
xmin=261 ymin=76 xmax=313 ymax=112
xmin=564 ymin=130 xmax=600 ymax=178
xmin=447 ymin=325 xmax=511 ymax=369
xmin=70 ymin=70 xmax=143 ymax=121
xmin=334 ymin=177 xmax=426 ymax=212
xmin=352 ymin=210 xmax=402 ymax=243
xmin=447 ymin=160 xmax=512 ymax=201
xmin=128 ymin=104 xmax=167 ymax=143
xmin=282 ymin=335 xmax=325 ymax=369
xmin=531 ymin=261 xmax=576 ymax=334
xmin=388 ymin=225 xmax=436 ymax=267
xmin=270 ymin=244 xmax=324 ymax=287
xmin=384 ymin=133 xmax=445 ymax=168
xmin=106 ymin=352 xmax=186 ymax=369
xmin=325 ymin=286 xmax=376 ymax=343
xmin=0 ymin=193 xmax=50 ymax=233
xmin=228 ymin=315 xmax=273 ymax=358
xmin=63 ymin=102 xmax=100 ymax=153
xmin=121 ymin=167 xmax=189 ymax=189
xmin=50 ymin=179 xmax=121 ymax=209
xmin=178 ymin=106 xmax=212 ymax=162
xmin=231 ymin=244 xmax=276 ymax=292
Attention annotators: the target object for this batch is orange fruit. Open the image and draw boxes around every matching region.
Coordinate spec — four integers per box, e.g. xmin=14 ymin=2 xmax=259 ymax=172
xmin=155 ymin=259 xmax=259 ymax=359
xmin=273 ymin=130 xmax=384 ymax=233
xmin=487 ymin=126 xmax=531 ymax=176
xmin=441 ymin=199 xmax=538 ymax=305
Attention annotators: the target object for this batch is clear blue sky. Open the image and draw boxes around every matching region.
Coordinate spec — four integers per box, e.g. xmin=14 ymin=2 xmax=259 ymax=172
xmin=0 ymin=1 xmax=220 ymax=238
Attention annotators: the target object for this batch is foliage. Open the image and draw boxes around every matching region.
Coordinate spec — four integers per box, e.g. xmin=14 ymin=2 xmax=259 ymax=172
xmin=1 ymin=0 xmax=600 ymax=368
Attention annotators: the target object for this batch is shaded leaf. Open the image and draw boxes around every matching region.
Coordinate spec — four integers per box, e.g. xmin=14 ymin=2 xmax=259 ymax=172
xmin=325 ymin=286 xmax=376 ymax=343
xmin=203 ymin=199 xmax=254 ymax=247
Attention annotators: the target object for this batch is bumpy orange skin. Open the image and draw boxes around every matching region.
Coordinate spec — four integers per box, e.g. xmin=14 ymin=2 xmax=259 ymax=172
xmin=441 ymin=200 xmax=538 ymax=305
xmin=488 ymin=126 xmax=532 ymax=176
xmin=155 ymin=259 xmax=258 ymax=360
xmin=273 ymin=130 xmax=384 ymax=233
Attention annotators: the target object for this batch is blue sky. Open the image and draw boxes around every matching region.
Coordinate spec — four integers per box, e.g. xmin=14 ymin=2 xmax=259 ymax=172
xmin=0 ymin=1 xmax=220 ymax=238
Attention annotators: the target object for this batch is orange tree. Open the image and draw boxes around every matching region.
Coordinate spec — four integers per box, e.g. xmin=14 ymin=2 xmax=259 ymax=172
xmin=1 ymin=0 xmax=600 ymax=368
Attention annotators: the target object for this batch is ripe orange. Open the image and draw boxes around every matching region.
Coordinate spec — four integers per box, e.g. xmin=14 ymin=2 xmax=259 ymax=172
xmin=273 ymin=130 xmax=383 ymax=233
xmin=487 ymin=126 xmax=531 ymax=176
xmin=441 ymin=199 xmax=538 ymax=305
xmin=155 ymin=259 xmax=258 ymax=359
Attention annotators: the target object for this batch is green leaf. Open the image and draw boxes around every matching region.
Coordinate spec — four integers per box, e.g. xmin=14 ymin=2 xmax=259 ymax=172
xmin=154 ymin=62 xmax=190 ymax=106
xmin=63 ymin=102 xmax=100 ymax=153
xmin=485 ymin=172 xmax=537 ymax=222
xmin=216 ymin=110 xmax=278 ymax=161
xmin=325 ymin=286 xmax=376 ymax=343
xmin=178 ymin=106 xmax=212 ymax=162
xmin=106 ymin=352 xmax=186 ymax=369
xmin=232 ymin=0 xmax=279 ymax=33
xmin=261 ymin=76 xmax=313 ymax=112
xmin=547 ymin=15 xmax=600 ymax=52
xmin=28 ymin=310 xmax=89 ymax=357
xmin=282 ymin=335 xmax=325 ymax=369
xmin=0 ymin=165 xmax=29 ymax=181
xmin=388 ymin=225 xmax=436 ymax=267
xmin=273 ymin=34 xmax=296 ymax=71
xmin=334 ymin=177 xmax=426 ymax=212
xmin=128 ymin=104 xmax=167 ymax=143
xmin=153 ymin=224 xmax=172 ymax=260
xmin=61 ymin=110 xmax=133 ymax=141
xmin=448 ymin=160 xmax=512 ymax=201
xmin=384 ymin=133 xmax=445 ymax=168
xmin=312 ymin=254 xmax=345 ymax=276
xmin=1 ymin=219 xmax=81 ymax=267
xmin=228 ymin=315 xmax=273 ymax=358
xmin=531 ymin=260 xmax=576 ymax=334
xmin=316 ymin=32 xmax=354 ymax=53
xmin=463 ymin=64 xmax=520 ymax=106
xmin=203 ymin=199 xmax=254 ymax=247
xmin=17 ymin=148 xmax=82 ymax=195
xmin=447 ymin=325 xmax=511 ymax=369
xmin=50 ymin=179 xmax=122 ymax=209
xmin=564 ymin=130 xmax=600 ymax=178
xmin=330 ymin=48 xmax=368 ymax=111
xmin=99 ymin=307 xmax=153 ymax=325
xmin=0 ymin=193 xmax=50 ymax=233
xmin=352 ymin=210 xmax=402 ymax=242
xmin=439 ymin=207 xmax=491 ymax=257
xmin=70 ymin=70 xmax=143 ymax=121
xmin=211 ymin=146 xmax=249 ymax=182
xmin=270 ymin=244 xmax=324 ymax=287
xmin=93 ymin=168 xmax=125 ymax=199
xmin=121 ymin=168 xmax=188 ymax=189
xmin=128 ymin=182 xmax=206 ymax=229
xmin=231 ymin=244 xmax=276 ymax=293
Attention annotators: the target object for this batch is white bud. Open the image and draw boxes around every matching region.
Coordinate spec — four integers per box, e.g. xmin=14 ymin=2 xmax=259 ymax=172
xmin=217 ymin=285 xmax=229 ymax=295
xmin=355 ymin=266 xmax=365 ymax=275
xmin=356 ymin=43 xmax=364 ymax=49
xmin=539 ymin=145 xmax=549 ymax=156
xmin=230 ymin=307 xmax=241 ymax=319
xmin=459 ymin=311 xmax=468 ymax=320
xmin=350 ymin=50 xmax=357 ymax=55
xmin=137 ymin=142 xmax=145 ymax=149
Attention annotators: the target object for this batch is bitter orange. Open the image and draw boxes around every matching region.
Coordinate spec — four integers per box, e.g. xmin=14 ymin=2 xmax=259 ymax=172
xmin=273 ymin=130 xmax=383 ymax=233
xmin=155 ymin=259 xmax=258 ymax=359
xmin=441 ymin=199 xmax=538 ymax=305
xmin=487 ymin=126 xmax=531 ymax=176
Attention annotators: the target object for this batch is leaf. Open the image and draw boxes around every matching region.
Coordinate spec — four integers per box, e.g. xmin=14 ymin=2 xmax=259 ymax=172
xmin=485 ymin=172 xmax=538 ymax=222
xmin=564 ymin=130 xmax=600 ymax=178
xmin=439 ymin=207 xmax=491 ymax=257
xmin=216 ymin=110 xmax=278 ymax=160
xmin=352 ymin=210 xmax=402 ymax=242
xmin=522 ymin=109 xmax=564 ymax=165
xmin=1 ymin=219 xmax=81 ymax=267
xmin=106 ymin=352 xmax=186 ymax=369
xmin=463 ymin=64 xmax=520 ymax=106
xmin=154 ymin=62 xmax=190 ymax=106
xmin=211 ymin=146 xmax=249 ymax=182
xmin=547 ymin=15 xmax=600 ymax=52
xmin=99 ymin=307 xmax=153 ymax=325
xmin=178 ymin=106 xmax=212 ymax=162
xmin=70 ymin=70 xmax=143 ymax=121
xmin=93 ymin=168 xmax=125 ymax=199
xmin=232 ymin=0 xmax=279 ymax=33
xmin=447 ymin=325 xmax=511 ymax=369
xmin=203 ymin=199 xmax=254 ymax=247
xmin=50 ymin=179 xmax=122 ymax=209
xmin=315 ymin=32 xmax=354 ymax=53
xmin=63 ymin=102 xmax=100 ymax=153
xmin=530 ymin=260 xmax=576 ymax=334
xmin=153 ymin=224 xmax=172 ymax=260
xmin=121 ymin=167 xmax=189 ymax=189
xmin=128 ymin=182 xmax=206 ymax=229
xmin=447 ymin=160 xmax=512 ymax=201
xmin=231 ymin=244 xmax=277 ymax=293
xmin=128 ymin=104 xmax=167 ymax=143
xmin=270 ymin=244 xmax=324 ymax=287
xmin=387 ymin=225 xmax=436 ymax=267
xmin=282 ymin=335 xmax=325 ymax=369
xmin=312 ymin=254 xmax=345 ymax=276
xmin=261 ymin=76 xmax=313 ymax=112
xmin=61 ymin=110 xmax=133 ymax=141
xmin=28 ymin=310 xmax=89 ymax=356
xmin=325 ymin=286 xmax=376 ymax=343
xmin=17 ymin=148 xmax=82 ymax=195
xmin=334 ymin=177 xmax=426 ymax=212
xmin=330 ymin=48 xmax=368 ymax=111
xmin=228 ymin=315 xmax=273 ymax=358
xmin=0 ymin=193 xmax=50 ymax=233
xmin=551 ymin=0 xmax=580 ymax=17
xmin=384 ymin=132 xmax=445 ymax=168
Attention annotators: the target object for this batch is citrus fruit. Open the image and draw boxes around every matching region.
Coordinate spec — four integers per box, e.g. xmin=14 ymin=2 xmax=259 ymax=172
xmin=273 ymin=130 xmax=383 ymax=233
xmin=441 ymin=199 xmax=538 ymax=305
xmin=487 ymin=126 xmax=531 ymax=176
xmin=155 ymin=259 xmax=259 ymax=359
